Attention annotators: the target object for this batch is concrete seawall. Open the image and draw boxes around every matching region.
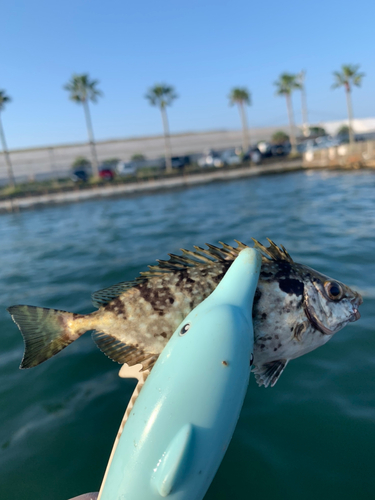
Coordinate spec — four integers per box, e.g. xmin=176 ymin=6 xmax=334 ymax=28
xmin=0 ymin=160 xmax=327 ymax=213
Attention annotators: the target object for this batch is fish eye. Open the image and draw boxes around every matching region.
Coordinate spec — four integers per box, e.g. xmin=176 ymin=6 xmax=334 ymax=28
xmin=179 ymin=323 xmax=190 ymax=336
xmin=324 ymin=281 xmax=343 ymax=301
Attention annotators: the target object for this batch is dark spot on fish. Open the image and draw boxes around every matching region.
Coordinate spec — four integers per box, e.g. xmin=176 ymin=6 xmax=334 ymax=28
xmin=260 ymin=344 xmax=265 ymax=349
xmin=275 ymin=334 xmax=279 ymax=339
xmin=290 ymin=327 xmax=293 ymax=331
xmin=260 ymin=271 xmax=273 ymax=278
xmin=278 ymin=343 xmax=282 ymax=348
xmin=72 ymin=313 xmax=85 ymax=319
xmin=176 ymin=269 xmax=197 ymax=287
xmin=138 ymin=283 xmax=175 ymax=313
xmin=261 ymin=312 xmax=267 ymax=320
xmin=200 ymin=269 xmax=208 ymax=277
xmin=105 ymin=297 xmax=127 ymax=316
xmin=160 ymin=332 xmax=167 ymax=338
xmin=279 ymin=278 xmax=304 ymax=296
xmin=211 ymin=271 xmax=226 ymax=284
xmin=274 ymin=348 xmax=277 ymax=351
xmin=274 ymin=261 xmax=292 ymax=279
xmin=254 ymin=289 xmax=262 ymax=302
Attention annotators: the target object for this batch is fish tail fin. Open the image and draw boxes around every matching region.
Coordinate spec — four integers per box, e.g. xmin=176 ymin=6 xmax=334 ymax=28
xmin=7 ymin=305 xmax=85 ymax=369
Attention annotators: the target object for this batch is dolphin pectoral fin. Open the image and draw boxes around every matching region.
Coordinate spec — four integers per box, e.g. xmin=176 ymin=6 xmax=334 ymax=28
xmin=253 ymin=359 xmax=289 ymax=388
xmin=151 ymin=424 xmax=193 ymax=497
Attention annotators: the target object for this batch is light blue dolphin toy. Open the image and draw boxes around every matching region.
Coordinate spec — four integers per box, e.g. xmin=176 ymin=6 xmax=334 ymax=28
xmin=97 ymin=247 xmax=261 ymax=500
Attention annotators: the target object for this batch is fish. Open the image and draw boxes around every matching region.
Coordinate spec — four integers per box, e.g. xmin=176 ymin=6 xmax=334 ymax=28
xmin=7 ymin=239 xmax=362 ymax=387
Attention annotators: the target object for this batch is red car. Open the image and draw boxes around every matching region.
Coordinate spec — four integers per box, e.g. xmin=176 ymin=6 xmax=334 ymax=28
xmin=99 ymin=168 xmax=114 ymax=181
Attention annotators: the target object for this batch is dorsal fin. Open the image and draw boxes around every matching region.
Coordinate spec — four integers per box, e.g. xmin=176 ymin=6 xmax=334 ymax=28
xmin=91 ymin=280 xmax=147 ymax=308
xmin=91 ymin=239 xmax=293 ymax=308
xmin=91 ymin=242 xmax=243 ymax=308
xmin=252 ymin=238 xmax=294 ymax=263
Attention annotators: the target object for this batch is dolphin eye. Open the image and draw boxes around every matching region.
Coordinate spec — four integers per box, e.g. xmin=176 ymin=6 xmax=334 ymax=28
xmin=324 ymin=281 xmax=343 ymax=301
xmin=179 ymin=323 xmax=190 ymax=336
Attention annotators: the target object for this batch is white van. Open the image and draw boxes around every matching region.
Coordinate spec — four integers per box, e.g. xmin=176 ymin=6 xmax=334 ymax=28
xmin=116 ymin=161 xmax=137 ymax=176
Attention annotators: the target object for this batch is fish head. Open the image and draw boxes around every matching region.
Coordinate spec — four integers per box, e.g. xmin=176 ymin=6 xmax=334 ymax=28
xmin=300 ymin=265 xmax=363 ymax=336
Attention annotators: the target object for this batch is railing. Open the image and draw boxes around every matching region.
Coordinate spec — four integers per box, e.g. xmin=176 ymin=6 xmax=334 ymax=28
xmin=303 ymin=140 xmax=375 ymax=168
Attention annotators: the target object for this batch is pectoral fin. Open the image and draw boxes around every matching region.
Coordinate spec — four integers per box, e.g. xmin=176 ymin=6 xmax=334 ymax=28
xmin=253 ymin=359 xmax=289 ymax=388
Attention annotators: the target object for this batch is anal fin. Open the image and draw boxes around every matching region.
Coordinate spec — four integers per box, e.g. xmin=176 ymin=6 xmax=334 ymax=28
xmin=92 ymin=331 xmax=159 ymax=371
xmin=253 ymin=359 xmax=289 ymax=388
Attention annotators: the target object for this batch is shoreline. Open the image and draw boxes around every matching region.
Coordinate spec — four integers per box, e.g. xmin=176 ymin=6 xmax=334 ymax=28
xmin=0 ymin=160 xmax=365 ymax=214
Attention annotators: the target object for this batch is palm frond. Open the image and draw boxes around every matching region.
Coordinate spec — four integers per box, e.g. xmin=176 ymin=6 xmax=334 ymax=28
xmin=0 ymin=90 xmax=11 ymax=111
xmin=331 ymin=64 xmax=365 ymax=91
xmin=274 ymin=73 xmax=301 ymax=96
xmin=64 ymin=74 xmax=103 ymax=103
xmin=145 ymin=84 xmax=178 ymax=109
xmin=228 ymin=87 xmax=251 ymax=106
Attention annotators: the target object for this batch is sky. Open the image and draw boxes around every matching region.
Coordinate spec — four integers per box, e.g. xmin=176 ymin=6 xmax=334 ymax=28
xmin=1 ymin=0 xmax=375 ymax=150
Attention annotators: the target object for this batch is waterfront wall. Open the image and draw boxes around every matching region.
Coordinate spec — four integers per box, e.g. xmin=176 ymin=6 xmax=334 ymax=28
xmin=303 ymin=140 xmax=375 ymax=168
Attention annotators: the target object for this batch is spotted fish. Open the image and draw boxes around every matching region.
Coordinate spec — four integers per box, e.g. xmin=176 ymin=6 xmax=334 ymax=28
xmin=7 ymin=239 xmax=362 ymax=387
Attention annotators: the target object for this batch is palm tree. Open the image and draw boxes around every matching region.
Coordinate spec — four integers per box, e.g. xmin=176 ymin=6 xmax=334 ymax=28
xmin=0 ymin=91 xmax=15 ymax=187
xmin=228 ymin=87 xmax=251 ymax=153
xmin=64 ymin=74 xmax=102 ymax=177
xmin=332 ymin=64 xmax=365 ymax=145
xmin=274 ymin=73 xmax=301 ymax=154
xmin=145 ymin=84 xmax=177 ymax=173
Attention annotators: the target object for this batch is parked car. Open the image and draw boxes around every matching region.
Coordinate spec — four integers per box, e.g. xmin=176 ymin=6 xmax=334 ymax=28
xmin=116 ymin=161 xmax=138 ymax=176
xmin=198 ymin=151 xmax=224 ymax=168
xmin=257 ymin=141 xmax=273 ymax=157
xmin=243 ymin=147 xmax=262 ymax=165
xmin=270 ymin=142 xmax=291 ymax=156
xmin=99 ymin=167 xmax=115 ymax=181
xmin=221 ymin=149 xmax=241 ymax=166
xmin=171 ymin=156 xmax=191 ymax=169
xmin=70 ymin=168 xmax=89 ymax=182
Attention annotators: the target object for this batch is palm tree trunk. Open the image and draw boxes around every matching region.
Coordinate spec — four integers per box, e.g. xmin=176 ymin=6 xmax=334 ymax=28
xmin=0 ymin=113 xmax=15 ymax=187
xmin=300 ymin=86 xmax=309 ymax=137
xmin=238 ymin=102 xmax=249 ymax=153
xmin=285 ymin=94 xmax=297 ymax=154
xmin=345 ymin=89 xmax=355 ymax=145
xmin=83 ymin=99 xmax=99 ymax=177
xmin=160 ymin=106 xmax=172 ymax=173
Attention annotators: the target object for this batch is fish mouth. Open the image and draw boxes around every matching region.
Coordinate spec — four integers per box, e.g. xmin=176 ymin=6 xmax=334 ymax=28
xmin=349 ymin=308 xmax=361 ymax=322
xmin=349 ymin=294 xmax=362 ymax=322
xmin=304 ymin=294 xmax=363 ymax=334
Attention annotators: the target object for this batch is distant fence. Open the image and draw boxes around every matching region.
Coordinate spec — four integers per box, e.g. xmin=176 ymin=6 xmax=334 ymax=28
xmin=0 ymin=131 xmax=248 ymax=185
xmin=303 ymin=140 xmax=375 ymax=168
xmin=0 ymin=127 xmax=294 ymax=185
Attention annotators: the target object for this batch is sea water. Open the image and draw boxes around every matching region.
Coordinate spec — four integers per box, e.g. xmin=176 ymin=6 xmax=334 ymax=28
xmin=0 ymin=170 xmax=374 ymax=500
